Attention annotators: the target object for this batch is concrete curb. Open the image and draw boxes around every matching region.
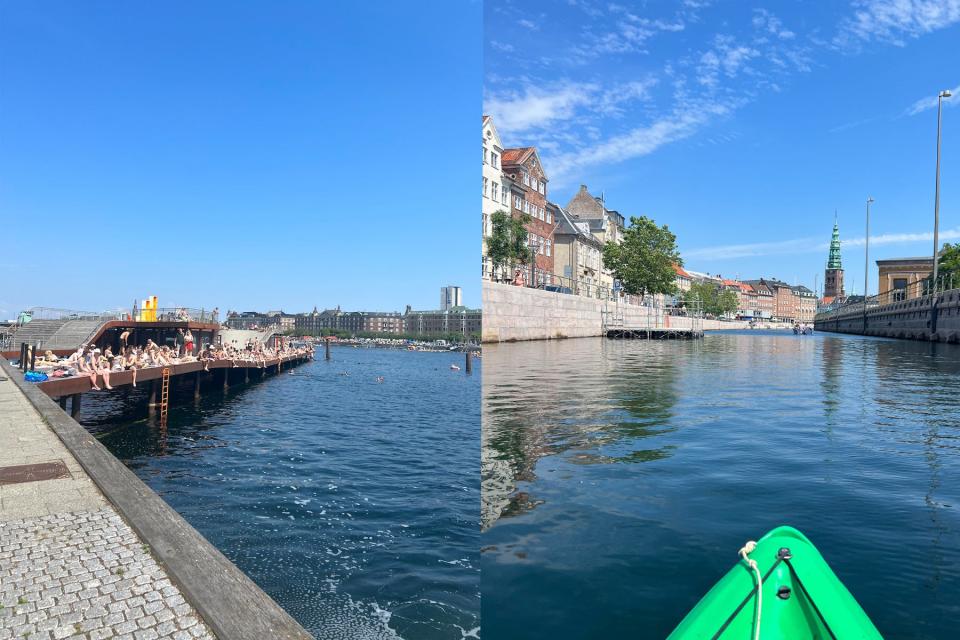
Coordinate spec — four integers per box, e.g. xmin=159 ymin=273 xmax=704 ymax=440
xmin=1 ymin=358 xmax=314 ymax=640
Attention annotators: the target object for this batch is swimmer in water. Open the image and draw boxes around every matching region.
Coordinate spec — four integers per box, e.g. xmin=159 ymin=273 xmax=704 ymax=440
xmin=376 ymin=376 xmax=384 ymax=383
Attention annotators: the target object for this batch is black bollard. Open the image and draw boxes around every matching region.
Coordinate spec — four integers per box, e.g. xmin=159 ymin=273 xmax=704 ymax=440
xmin=465 ymin=350 xmax=472 ymax=374
xmin=31 ymin=343 xmax=37 ymax=371
xmin=325 ymin=339 xmax=331 ymax=361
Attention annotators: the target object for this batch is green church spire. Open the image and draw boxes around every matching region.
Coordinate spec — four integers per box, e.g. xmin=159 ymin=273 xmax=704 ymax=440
xmin=827 ymin=215 xmax=842 ymax=270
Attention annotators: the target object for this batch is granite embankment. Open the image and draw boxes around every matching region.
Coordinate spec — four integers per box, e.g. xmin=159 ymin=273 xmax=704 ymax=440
xmin=482 ymin=280 xmax=752 ymax=342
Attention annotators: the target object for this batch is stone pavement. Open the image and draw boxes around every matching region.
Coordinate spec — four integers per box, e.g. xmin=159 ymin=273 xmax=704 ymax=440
xmin=0 ymin=375 xmax=216 ymax=640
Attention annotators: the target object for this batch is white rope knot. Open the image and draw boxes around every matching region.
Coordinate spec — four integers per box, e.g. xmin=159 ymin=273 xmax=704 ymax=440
xmin=739 ymin=540 xmax=762 ymax=640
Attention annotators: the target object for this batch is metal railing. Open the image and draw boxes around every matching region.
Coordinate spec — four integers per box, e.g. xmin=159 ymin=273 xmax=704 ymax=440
xmin=816 ymin=274 xmax=959 ymax=321
xmin=483 ymin=261 xmax=649 ymax=306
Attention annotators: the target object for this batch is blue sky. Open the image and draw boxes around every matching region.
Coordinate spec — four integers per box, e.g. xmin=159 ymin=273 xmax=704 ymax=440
xmin=485 ymin=0 xmax=960 ymax=296
xmin=0 ymin=1 xmax=480 ymax=320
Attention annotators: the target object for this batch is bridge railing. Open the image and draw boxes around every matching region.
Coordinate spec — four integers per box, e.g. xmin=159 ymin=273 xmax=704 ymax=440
xmin=816 ymin=274 xmax=958 ymax=322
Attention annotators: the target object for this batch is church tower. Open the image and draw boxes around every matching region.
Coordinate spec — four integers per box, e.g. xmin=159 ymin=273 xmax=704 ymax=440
xmin=823 ymin=217 xmax=844 ymax=300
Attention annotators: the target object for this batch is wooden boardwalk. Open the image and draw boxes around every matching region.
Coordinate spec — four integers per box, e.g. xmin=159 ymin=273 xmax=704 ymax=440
xmin=30 ymin=353 xmax=312 ymax=400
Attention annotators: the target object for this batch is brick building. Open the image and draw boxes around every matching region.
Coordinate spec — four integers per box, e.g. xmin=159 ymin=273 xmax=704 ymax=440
xmin=501 ymin=146 xmax=553 ymax=286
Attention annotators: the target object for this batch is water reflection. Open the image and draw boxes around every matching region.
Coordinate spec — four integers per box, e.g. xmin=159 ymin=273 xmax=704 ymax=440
xmin=482 ymin=332 xmax=960 ymax=639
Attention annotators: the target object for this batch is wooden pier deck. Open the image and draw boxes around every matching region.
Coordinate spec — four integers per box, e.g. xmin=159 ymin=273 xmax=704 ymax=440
xmin=26 ymin=353 xmax=312 ymax=402
xmin=605 ymin=328 xmax=704 ymax=340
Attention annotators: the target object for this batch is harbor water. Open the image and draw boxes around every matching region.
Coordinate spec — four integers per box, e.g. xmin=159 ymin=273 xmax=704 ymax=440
xmin=482 ymin=331 xmax=960 ymax=639
xmin=81 ymin=347 xmax=480 ymax=640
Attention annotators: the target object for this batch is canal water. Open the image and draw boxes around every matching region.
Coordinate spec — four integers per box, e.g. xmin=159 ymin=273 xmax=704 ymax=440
xmin=81 ymin=347 xmax=479 ymax=640
xmin=482 ymin=331 xmax=960 ymax=639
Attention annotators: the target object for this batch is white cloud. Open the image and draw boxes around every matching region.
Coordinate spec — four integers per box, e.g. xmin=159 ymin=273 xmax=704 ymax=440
xmin=697 ymin=35 xmax=760 ymax=87
xmin=905 ymin=84 xmax=960 ymax=115
xmin=518 ymin=19 xmax=540 ymax=31
xmin=485 ymin=82 xmax=597 ymax=133
xmin=685 ymin=227 xmax=960 ymax=260
xmin=837 ymin=0 xmax=960 ymax=46
xmin=752 ymin=9 xmax=796 ymax=39
xmin=489 ymin=40 xmax=515 ymax=53
xmin=485 ymin=78 xmax=657 ymax=135
xmin=546 ymin=100 xmax=734 ymax=183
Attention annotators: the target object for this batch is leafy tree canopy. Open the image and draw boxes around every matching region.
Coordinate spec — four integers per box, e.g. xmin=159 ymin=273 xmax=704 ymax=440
xmin=488 ymin=210 xmax=534 ymax=276
xmin=683 ymin=281 xmax=739 ymax=316
xmin=602 ymin=216 xmax=681 ymax=298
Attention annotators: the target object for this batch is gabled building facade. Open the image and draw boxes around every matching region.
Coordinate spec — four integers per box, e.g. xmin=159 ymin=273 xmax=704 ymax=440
xmin=502 ymin=146 xmax=554 ymax=286
xmin=482 ymin=116 xmax=510 ymax=280
xmin=552 ymin=202 xmax=606 ymax=296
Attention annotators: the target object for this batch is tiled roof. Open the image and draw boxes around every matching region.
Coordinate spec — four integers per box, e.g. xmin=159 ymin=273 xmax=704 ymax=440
xmin=673 ymin=264 xmax=692 ymax=278
xmin=502 ymin=147 xmax=534 ymax=165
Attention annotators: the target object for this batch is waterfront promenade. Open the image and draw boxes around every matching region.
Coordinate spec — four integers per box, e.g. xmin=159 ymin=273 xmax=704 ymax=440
xmin=0 ymin=373 xmax=216 ymax=640
xmin=0 ymin=360 xmax=313 ymax=640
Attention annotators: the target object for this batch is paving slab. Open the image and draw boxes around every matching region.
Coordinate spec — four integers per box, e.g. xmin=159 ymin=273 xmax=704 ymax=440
xmin=0 ymin=371 xmax=216 ymax=640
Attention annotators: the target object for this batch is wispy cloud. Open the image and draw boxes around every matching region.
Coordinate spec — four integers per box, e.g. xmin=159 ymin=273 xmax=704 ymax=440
xmin=905 ymin=83 xmax=960 ymax=115
xmin=686 ymin=227 xmax=960 ymax=260
xmin=518 ymin=18 xmax=540 ymax=31
xmin=484 ymin=78 xmax=656 ymax=135
xmin=836 ymin=0 xmax=960 ymax=47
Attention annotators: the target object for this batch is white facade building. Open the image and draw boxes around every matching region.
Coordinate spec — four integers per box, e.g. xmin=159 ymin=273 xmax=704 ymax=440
xmin=482 ymin=115 xmax=508 ymax=279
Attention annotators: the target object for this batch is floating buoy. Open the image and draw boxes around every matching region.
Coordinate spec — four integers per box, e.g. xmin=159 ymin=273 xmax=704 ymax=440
xmin=450 ymin=364 xmax=461 ymax=371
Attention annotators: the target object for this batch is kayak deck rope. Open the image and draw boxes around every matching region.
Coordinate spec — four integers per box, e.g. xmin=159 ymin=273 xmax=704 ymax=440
xmin=739 ymin=541 xmax=762 ymax=640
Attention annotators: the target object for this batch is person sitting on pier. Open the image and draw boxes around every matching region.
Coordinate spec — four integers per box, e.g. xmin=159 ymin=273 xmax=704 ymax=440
xmin=94 ymin=348 xmax=114 ymax=390
xmin=75 ymin=346 xmax=102 ymax=391
xmin=122 ymin=346 xmax=138 ymax=387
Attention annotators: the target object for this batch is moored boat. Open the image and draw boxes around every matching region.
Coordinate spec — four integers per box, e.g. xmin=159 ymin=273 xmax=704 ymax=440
xmin=668 ymin=526 xmax=882 ymax=639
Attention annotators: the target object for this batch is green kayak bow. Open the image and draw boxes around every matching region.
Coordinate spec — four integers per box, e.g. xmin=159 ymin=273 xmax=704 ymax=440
xmin=668 ymin=526 xmax=882 ymax=639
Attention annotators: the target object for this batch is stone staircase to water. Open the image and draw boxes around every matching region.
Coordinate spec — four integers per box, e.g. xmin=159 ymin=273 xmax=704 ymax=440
xmin=9 ymin=318 xmax=107 ymax=351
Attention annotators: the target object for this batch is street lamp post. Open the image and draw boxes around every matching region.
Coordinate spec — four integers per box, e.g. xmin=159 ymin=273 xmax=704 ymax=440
xmin=865 ymin=196 xmax=874 ymax=299
xmin=933 ymin=89 xmax=952 ymax=290
xmin=864 ymin=196 xmax=873 ymax=331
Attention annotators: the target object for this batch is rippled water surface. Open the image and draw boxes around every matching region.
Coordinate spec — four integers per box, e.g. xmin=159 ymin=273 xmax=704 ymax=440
xmin=482 ymin=332 xmax=960 ymax=639
xmin=81 ymin=347 xmax=479 ymax=639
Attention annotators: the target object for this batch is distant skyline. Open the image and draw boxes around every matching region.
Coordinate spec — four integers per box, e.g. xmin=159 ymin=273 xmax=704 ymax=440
xmin=485 ymin=0 xmax=960 ymax=296
xmin=0 ymin=1 xmax=480 ymax=320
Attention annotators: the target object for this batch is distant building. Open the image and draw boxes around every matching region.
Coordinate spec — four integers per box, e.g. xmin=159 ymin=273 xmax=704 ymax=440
xmin=823 ymin=218 xmax=845 ymax=303
xmin=404 ymin=305 xmax=482 ymax=338
xmin=876 ymin=257 xmax=933 ymax=301
xmin=440 ymin=286 xmax=463 ymax=310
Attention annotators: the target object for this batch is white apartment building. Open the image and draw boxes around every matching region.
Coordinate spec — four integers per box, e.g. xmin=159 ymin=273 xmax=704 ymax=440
xmin=482 ymin=115 xmax=509 ymax=279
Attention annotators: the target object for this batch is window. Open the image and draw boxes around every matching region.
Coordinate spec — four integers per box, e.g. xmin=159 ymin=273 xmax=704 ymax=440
xmin=547 ymin=210 xmax=553 ymax=224
xmin=515 ymin=195 xmax=522 ymax=209
xmin=524 ymin=201 xmax=530 ymax=213
xmin=492 ymin=182 xmax=499 ymax=201
xmin=482 ymin=146 xmax=487 ymax=164
xmin=523 ymin=173 xmax=530 ymax=186
xmin=502 ymin=189 xmax=508 ymax=205
xmin=483 ymin=176 xmax=488 ymax=198
xmin=491 ymin=153 xmax=499 ymax=169
xmin=546 ymin=240 xmax=552 ymax=257
xmin=539 ymin=181 xmax=545 ymax=194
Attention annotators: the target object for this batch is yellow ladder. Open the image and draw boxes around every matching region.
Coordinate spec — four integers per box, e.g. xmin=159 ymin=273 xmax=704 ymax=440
xmin=159 ymin=367 xmax=171 ymax=427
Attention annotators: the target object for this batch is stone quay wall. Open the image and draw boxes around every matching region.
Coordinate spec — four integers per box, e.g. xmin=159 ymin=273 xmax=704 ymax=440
xmin=482 ymin=281 xmax=750 ymax=342
xmin=814 ymin=287 xmax=960 ymax=342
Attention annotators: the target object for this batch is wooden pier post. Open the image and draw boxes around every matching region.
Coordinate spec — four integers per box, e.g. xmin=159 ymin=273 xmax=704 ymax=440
xmin=465 ymin=350 xmax=472 ymax=374
xmin=194 ymin=371 xmax=201 ymax=400
xmin=223 ymin=368 xmax=229 ymax=391
xmin=245 ymin=368 xmax=250 ymax=384
xmin=70 ymin=393 xmax=82 ymax=419
xmin=58 ymin=396 xmax=67 ymax=410
xmin=325 ymin=339 xmax=331 ymax=361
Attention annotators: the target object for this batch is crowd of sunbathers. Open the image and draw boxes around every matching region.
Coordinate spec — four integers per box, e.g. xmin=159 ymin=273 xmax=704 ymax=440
xmin=28 ymin=329 xmax=314 ymax=390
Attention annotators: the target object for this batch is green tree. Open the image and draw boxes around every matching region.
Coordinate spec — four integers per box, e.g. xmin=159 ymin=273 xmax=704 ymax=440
xmin=487 ymin=210 xmax=533 ymax=279
xmin=602 ymin=216 xmax=681 ymax=297
xmin=683 ymin=281 xmax=739 ymax=316
xmin=926 ymin=243 xmax=960 ymax=290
